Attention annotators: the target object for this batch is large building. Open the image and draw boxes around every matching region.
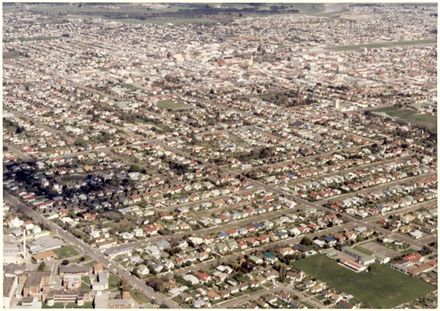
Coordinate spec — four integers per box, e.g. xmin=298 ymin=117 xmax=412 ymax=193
xmin=342 ymin=246 xmax=376 ymax=266
xmin=20 ymin=271 xmax=51 ymax=301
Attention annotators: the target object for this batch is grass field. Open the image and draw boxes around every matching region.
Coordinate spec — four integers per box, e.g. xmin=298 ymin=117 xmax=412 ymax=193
xmin=53 ymin=245 xmax=79 ymax=258
xmin=42 ymin=301 xmax=93 ymax=308
xmin=293 ymin=254 xmax=435 ymax=308
xmin=109 ymin=273 xmax=121 ymax=291
xmin=329 ymin=38 xmax=436 ymax=51
xmin=65 ymin=302 xmax=93 ymax=308
xmin=353 ymin=245 xmax=374 ymax=255
xmin=3 ymin=51 xmax=23 ymax=59
xmin=80 ymin=276 xmax=91 ymax=291
xmin=372 ymin=106 xmax=437 ymax=134
xmin=42 ymin=302 xmax=65 ymax=308
xmin=85 ymin=260 xmax=98 ymax=267
xmin=157 ymin=100 xmax=192 ymax=110
xmin=129 ymin=288 xmax=150 ymax=305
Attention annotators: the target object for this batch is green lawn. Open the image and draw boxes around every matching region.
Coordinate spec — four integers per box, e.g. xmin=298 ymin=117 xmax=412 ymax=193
xmin=157 ymin=100 xmax=192 ymax=110
xmin=293 ymin=254 xmax=435 ymax=308
xmin=329 ymin=38 xmax=436 ymax=51
xmin=65 ymin=302 xmax=93 ymax=308
xmin=85 ymin=260 xmax=98 ymax=267
xmin=53 ymin=245 xmax=79 ymax=258
xmin=129 ymin=289 xmax=150 ymax=305
xmin=80 ymin=276 xmax=91 ymax=291
xmin=42 ymin=302 xmax=65 ymax=308
xmin=109 ymin=273 xmax=121 ymax=291
xmin=301 ymin=301 xmax=315 ymax=308
xmin=372 ymin=106 xmax=437 ymax=134
xmin=42 ymin=301 xmax=93 ymax=308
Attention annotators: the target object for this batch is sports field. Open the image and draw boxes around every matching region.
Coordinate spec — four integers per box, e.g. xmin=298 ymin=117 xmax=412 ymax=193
xmin=293 ymin=254 xmax=435 ymax=308
xmin=157 ymin=100 xmax=192 ymax=110
xmin=53 ymin=245 xmax=79 ymax=258
xmin=373 ymin=106 xmax=437 ymax=134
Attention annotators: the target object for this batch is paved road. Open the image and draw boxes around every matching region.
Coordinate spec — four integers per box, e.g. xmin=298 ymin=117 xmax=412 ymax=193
xmin=366 ymin=198 xmax=437 ymax=222
xmin=317 ymin=172 xmax=436 ymax=204
xmin=4 ymin=192 xmax=180 ymax=309
xmin=4 ymin=143 xmax=34 ymax=161
xmin=293 ymin=173 xmax=437 ymax=251
xmin=250 ymin=170 xmax=436 ymax=252
xmin=214 ymin=286 xmax=278 ymax=308
xmin=105 ymin=204 xmax=301 ymax=255
xmin=230 ymin=144 xmax=366 ymax=175
xmin=6 ymin=56 xmax=437 ymax=309
xmin=149 ymin=222 xmax=356 ymax=279
xmin=215 ymin=283 xmax=325 ymax=308
xmin=287 ymin=153 xmax=414 ymax=188
xmin=277 ymin=284 xmax=325 ymax=308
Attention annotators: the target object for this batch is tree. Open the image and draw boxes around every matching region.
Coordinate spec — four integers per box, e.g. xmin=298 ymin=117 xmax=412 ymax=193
xmin=68 ymin=209 xmax=76 ymax=218
xmin=300 ymin=236 xmax=313 ymax=246
xmin=420 ymin=246 xmax=432 ymax=256
xmin=129 ymin=164 xmax=141 ymax=173
xmin=16 ymin=126 xmax=25 ymax=134
xmin=74 ymin=138 xmax=87 ymax=147
xmin=120 ymin=279 xmax=129 ymax=291
xmin=38 ymin=262 xmax=46 ymax=271
xmin=279 ymin=265 xmax=287 ymax=283
xmin=61 ymin=259 xmax=70 ymax=266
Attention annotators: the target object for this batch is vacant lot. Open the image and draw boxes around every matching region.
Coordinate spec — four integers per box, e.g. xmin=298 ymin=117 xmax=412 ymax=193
xmin=293 ymin=254 xmax=435 ymax=308
xmin=53 ymin=245 xmax=79 ymax=258
xmin=360 ymin=241 xmax=399 ymax=258
xmin=329 ymin=38 xmax=436 ymax=51
xmin=157 ymin=100 xmax=191 ymax=110
xmin=353 ymin=244 xmax=374 ymax=255
xmin=373 ymin=106 xmax=437 ymax=133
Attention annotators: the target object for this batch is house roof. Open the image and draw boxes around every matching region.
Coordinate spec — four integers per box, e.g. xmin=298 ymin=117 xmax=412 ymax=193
xmin=32 ymin=250 xmax=58 ymax=261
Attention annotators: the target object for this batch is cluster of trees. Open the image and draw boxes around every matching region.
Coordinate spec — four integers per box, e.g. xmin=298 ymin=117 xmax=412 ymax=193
xmin=147 ymin=277 xmax=172 ymax=293
xmin=168 ymin=161 xmax=190 ymax=175
xmin=43 ymin=2 xmax=300 ymax=23
xmin=128 ymin=164 xmax=143 ymax=173
xmin=238 ymin=146 xmax=275 ymax=162
xmin=4 ymin=118 xmax=25 ymax=134
xmin=260 ymin=91 xmax=315 ymax=107
xmin=74 ymin=138 xmax=87 ymax=147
